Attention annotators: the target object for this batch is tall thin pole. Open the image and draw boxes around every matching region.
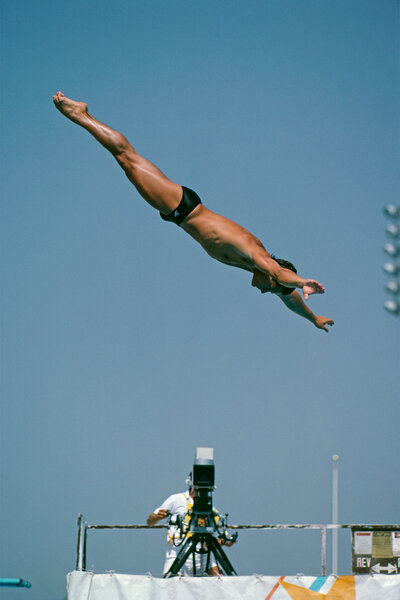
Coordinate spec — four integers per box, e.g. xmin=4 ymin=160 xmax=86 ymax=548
xmin=321 ymin=527 xmax=327 ymax=576
xmin=76 ymin=514 xmax=87 ymax=571
xmin=332 ymin=454 xmax=339 ymax=574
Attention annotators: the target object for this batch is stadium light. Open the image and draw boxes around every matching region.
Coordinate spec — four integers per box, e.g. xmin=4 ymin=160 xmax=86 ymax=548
xmin=385 ymin=281 xmax=400 ymax=294
xmin=383 ymin=205 xmax=400 ymax=219
xmin=383 ymin=262 xmax=399 ymax=276
xmin=383 ymin=243 xmax=399 ymax=257
xmin=384 ymin=300 xmax=400 ymax=315
xmin=382 ymin=205 xmax=399 ymax=316
xmin=385 ymin=224 xmax=400 ymax=238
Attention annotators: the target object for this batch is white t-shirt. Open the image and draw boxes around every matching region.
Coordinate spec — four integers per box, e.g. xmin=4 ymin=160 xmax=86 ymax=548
xmin=154 ymin=491 xmax=193 ymax=545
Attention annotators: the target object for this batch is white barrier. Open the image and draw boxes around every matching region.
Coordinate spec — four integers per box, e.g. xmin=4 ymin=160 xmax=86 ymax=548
xmin=67 ymin=571 xmax=400 ymax=599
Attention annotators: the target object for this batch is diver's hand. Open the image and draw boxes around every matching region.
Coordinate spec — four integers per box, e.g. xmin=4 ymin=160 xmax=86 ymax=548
xmin=314 ymin=316 xmax=334 ymax=332
xmin=302 ymin=279 xmax=325 ymax=300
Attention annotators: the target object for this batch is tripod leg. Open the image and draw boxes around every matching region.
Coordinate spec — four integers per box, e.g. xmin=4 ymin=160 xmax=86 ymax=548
xmin=192 ymin=544 xmax=196 ymax=576
xmin=164 ymin=537 xmax=197 ymax=578
xmin=208 ymin=537 xmax=237 ymax=576
xmin=205 ymin=546 xmax=211 ymax=574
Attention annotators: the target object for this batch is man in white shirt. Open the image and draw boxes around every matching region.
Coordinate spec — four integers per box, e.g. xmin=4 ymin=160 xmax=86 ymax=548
xmin=147 ymin=480 xmax=221 ymax=576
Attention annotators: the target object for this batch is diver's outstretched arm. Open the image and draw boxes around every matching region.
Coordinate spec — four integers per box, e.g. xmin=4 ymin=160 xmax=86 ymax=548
xmin=251 ymin=250 xmax=325 ymax=299
xmin=279 ymin=291 xmax=334 ymax=331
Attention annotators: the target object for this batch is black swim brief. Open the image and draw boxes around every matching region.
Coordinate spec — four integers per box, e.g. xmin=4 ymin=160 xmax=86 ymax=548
xmin=160 ymin=186 xmax=202 ymax=226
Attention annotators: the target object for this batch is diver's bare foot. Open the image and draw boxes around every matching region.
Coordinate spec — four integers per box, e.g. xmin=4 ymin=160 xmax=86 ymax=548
xmin=53 ymin=91 xmax=88 ymax=124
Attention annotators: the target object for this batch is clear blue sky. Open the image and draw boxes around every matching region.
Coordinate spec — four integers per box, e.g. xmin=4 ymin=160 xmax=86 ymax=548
xmin=1 ymin=1 xmax=399 ymax=598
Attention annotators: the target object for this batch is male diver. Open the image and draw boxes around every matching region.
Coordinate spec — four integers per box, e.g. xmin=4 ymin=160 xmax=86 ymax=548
xmin=53 ymin=92 xmax=334 ymax=332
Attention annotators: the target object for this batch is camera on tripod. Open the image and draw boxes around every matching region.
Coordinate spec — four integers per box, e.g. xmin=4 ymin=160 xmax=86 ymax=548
xmin=165 ymin=447 xmax=238 ymax=577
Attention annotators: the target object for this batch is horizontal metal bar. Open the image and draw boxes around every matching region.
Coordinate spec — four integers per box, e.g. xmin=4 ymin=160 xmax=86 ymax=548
xmin=229 ymin=524 xmax=400 ymax=530
xmin=87 ymin=524 xmax=168 ymax=530
xmin=86 ymin=523 xmax=400 ymax=531
xmin=78 ymin=515 xmax=400 ymax=577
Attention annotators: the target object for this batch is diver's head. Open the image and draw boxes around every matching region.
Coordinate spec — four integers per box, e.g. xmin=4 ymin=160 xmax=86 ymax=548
xmin=251 ymin=256 xmax=297 ymax=295
xmin=272 ymin=256 xmax=297 ymax=295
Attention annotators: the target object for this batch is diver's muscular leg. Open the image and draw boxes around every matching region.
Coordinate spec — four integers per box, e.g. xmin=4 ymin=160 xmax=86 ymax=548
xmin=53 ymin=92 xmax=182 ymax=213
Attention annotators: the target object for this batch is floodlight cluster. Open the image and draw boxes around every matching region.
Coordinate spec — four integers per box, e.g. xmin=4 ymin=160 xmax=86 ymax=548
xmin=383 ymin=205 xmax=400 ymax=315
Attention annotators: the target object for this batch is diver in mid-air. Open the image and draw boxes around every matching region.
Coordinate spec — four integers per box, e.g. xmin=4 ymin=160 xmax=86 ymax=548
xmin=53 ymin=92 xmax=334 ymax=332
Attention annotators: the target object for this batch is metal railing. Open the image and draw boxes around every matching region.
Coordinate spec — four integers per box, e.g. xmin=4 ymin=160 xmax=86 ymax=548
xmin=75 ymin=514 xmax=398 ymax=576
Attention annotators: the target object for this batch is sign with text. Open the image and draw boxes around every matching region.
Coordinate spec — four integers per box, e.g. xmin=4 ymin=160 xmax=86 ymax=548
xmin=352 ymin=527 xmax=400 ymax=575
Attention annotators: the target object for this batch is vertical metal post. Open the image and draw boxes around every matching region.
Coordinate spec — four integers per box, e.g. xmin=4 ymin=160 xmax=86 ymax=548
xmin=83 ymin=521 xmax=87 ymax=571
xmin=332 ymin=455 xmax=339 ymax=574
xmin=321 ymin=527 xmax=327 ymax=576
xmin=76 ymin=514 xmax=87 ymax=571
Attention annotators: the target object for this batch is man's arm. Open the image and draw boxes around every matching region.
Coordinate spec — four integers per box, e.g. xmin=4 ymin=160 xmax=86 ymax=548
xmin=278 ymin=291 xmax=334 ymax=332
xmin=252 ymin=252 xmax=325 ymax=299
xmin=146 ymin=509 xmax=169 ymax=526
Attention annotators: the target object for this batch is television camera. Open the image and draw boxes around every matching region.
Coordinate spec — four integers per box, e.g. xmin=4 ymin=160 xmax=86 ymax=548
xmin=165 ymin=448 xmax=238 ymax=577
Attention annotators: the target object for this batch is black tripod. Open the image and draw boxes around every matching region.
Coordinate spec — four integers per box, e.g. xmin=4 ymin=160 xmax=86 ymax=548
xmin=165 ymin=531 xmax=237 ymax=577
